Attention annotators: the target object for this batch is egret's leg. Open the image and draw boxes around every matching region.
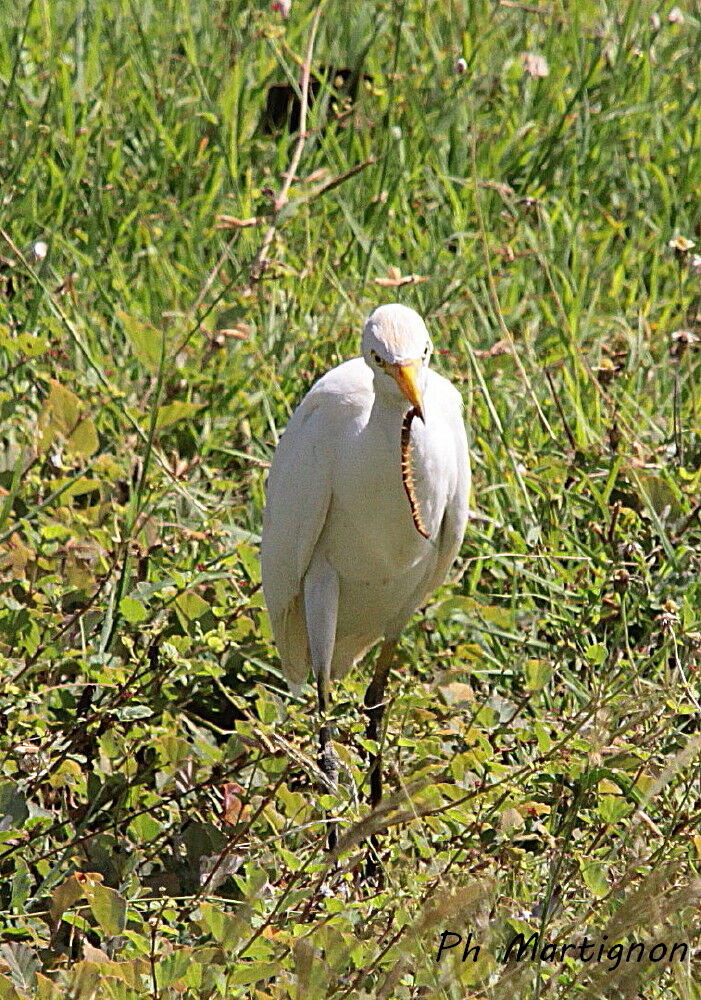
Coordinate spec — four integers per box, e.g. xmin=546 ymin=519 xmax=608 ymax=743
xmin=364 ymin=637 xmax=397 ymax=808
xmin=316 ymin=674 xmax=338 ymax=792
xmin=303 ymin=553 xmax=340 ymax=848
xmin=316 ymin=672 xmax=339 ymax=851
xmin=363 ymin=637 xmax=396 ymax=880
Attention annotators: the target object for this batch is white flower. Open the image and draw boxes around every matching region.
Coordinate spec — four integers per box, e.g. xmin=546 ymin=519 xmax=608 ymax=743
xmin=670 ymin=329 xmax=700 ymax=358
xmin=670 ymin=329 xmax=700 ymax=348
xmin=668 ymin=235 xmax=695 ymax=253
xmin=454 ymin=57 xmax=467 ymax=75
xmin=520 ymin=52 xmax=549 ymax=78
xmin=31 ymin=241 xmax=48 ymax=261
xmin=668 ymin=6 xmax=684 ymax=24
xmin=650 ymin=12 xmax=661 ymax=30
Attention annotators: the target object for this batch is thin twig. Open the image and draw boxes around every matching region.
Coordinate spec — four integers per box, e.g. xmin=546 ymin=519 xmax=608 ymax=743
xmin=469 ymin=123 xmax=556 ymax=441
xmin=247 ymin=3 xmax=325 ymax=289
xmin=307 ymin=156 xmax=376 ymax=200
xmin=191 ymin=232 xmax=241 ymax=317
xmin=544 ymin=365 xmax=577 ymax=451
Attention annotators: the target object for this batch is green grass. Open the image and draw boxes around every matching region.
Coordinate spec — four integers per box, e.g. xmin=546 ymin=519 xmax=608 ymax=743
xmin=1 ymin=0 xmax=700 ymax=997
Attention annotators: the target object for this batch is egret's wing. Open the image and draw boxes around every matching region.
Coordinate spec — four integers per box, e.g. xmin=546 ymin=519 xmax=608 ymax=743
xmin=261 ymin=359 xmax=372 ymax=684
xmin=261 ymin=399 xmax=332 ymax=680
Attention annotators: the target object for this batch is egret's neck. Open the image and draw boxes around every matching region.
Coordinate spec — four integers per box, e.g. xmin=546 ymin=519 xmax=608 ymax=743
xmin=370 ymin=368 xmax=427 ymax=412
xmin=370 ymin=379 xmax=412 ymax=420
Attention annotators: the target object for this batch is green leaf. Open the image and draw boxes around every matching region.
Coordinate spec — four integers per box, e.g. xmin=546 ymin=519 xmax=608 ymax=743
xmin=128 ymin=814 xmax=162 ymax=842
xmin=117 ymin=309 xmax=163 ymax=371
xmin=524 ymin=659 xmax=552 ymax=691
xmin=581 ymin=861 xmax=609 ymax=899
xmin=0 ymin=782 xmax=29 ymax=829
xmin=114 ymin=705 xmax=153 ymax=721
xmin=68 ymin=418 xmax=99 ymax=458
xmin=85 ymin=883 xmax=127 ymax=936
xmin=49 ymin=874 xmax=93 ymax=926
xmin=237 ymin=542 xmax=261 ymax=584
xmin=227 ymin=962 xmax=280 ymax=987
xmin=255 ymin=692 xmax=278 ymax=725
xmin=35 ymin=973 xmax=62 ymax=1000
xmin=197 ymin=902 xmax=250 ymax=949
xmin=155 ymin=401 xmax=203 ymax=429
xmin=0 ymin=943 xmax=40 ymax=991
xmin=11 ymin=863 xmax=31 ymax=910
xmin=119 ymin=596 xmax=148 ymax=623
xmin=66 ymin=961 xmax=100 ymax=1000
xmin=585 ymin=644 xmax=607 ymax=666
xmin=597 ymin=795 xmax=632 ymax=824
xmin=154 ymin=951 xmax=193 ymax=988
xmin=0 ymin=974 xmax=24 ymax=1000
xmin=44 ymin=380 xmax=80 ymax=434
xmin=57 ymin=477 xmax=102 ymax=502
xmin=39 ymin=379 xmax=87 ymax=453
xmin=175 ymin=590 xmax=210 ymax=621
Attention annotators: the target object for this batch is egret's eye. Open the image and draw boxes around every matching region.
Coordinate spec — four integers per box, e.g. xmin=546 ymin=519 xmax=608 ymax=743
xmin=371 ymin=350 xmax=385 ymax=367
xmin=423 ymin=343 xmax=431 ymax=359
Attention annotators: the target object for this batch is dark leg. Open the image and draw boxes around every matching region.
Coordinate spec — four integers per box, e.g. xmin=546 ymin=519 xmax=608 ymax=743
xmin=317 ymin=674 xmax=339 ymax=851
xmin=364 ymin=638 xmax=396 ymax=808
xmin=363 ymin=638 xmax=396 ymax=879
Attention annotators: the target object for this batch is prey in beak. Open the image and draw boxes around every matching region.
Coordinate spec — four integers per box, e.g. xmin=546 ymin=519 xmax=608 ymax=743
xmin=388 ymin=359 xmax=424 ymax=422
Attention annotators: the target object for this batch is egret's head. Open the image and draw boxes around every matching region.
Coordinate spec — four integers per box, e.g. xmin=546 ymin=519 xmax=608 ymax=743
xmin=362 ymin=303 xmax=433 ymax=420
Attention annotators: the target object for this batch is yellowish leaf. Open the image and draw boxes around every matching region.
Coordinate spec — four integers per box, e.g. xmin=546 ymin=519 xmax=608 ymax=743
xmin=49 ymin=872 xmax=102 ymax=927
xmin=500 ymin=807 xmax=525 ymax=832
xmin=67 ymin=417 xmax=98 ymax=457
xmin=116 ymin=309 xmax=163 ymax=371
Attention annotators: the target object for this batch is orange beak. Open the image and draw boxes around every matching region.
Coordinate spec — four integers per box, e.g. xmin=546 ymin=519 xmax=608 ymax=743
xmin=389 ymin=360 xmax=424 ymax=421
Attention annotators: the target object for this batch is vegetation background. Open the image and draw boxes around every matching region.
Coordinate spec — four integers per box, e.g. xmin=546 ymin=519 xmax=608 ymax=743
xmin=1 ymin=0 xmax=700 ymax=997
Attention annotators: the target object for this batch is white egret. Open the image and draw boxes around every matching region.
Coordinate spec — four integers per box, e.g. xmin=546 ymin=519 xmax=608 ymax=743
xmin=261 ymin=303 xmax=470 ymax=841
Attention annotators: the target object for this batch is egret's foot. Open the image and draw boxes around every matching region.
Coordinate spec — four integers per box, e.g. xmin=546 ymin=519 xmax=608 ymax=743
xmin=318 ymin=746 xmax=340 ymax=795
xmin=318 ymin=722 xmax=340 ymax=852
xmin=318 ymin=724 xmax=339 ymax=793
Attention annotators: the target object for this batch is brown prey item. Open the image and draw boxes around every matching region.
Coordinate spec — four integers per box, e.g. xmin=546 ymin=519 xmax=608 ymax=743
xmin=400 ymin=406 xmax=430 ymax=539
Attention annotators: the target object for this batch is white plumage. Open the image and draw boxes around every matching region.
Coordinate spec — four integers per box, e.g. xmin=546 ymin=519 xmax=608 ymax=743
xmin=260 ymin=303 xmax=470 ymax=823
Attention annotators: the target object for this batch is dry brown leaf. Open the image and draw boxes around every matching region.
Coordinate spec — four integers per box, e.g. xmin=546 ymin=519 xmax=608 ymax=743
xmin=473 ymin=338 xmax=512 ymax=358
xmin=215 ymin=215 xmax=261 ymax=229
xmin=303 ymin=167 xmax=329 ymax=183
xmin=218 ymin=324 xmax=249 ymax=340
xmin=375 ymin=266 xmax=428 ymax=288
xmin=222 ymin=782 xmax=250 ymax=825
